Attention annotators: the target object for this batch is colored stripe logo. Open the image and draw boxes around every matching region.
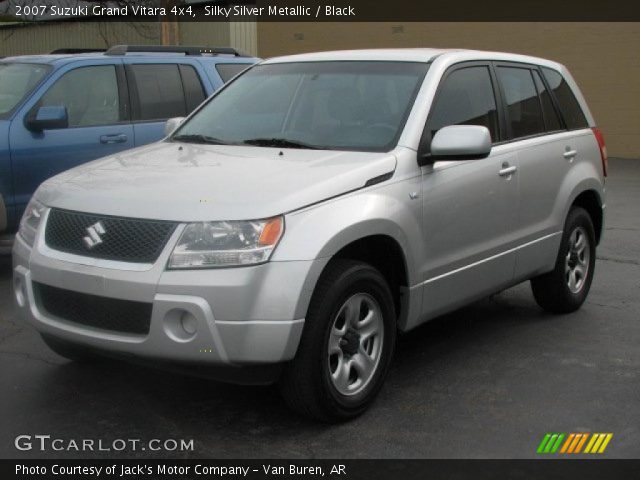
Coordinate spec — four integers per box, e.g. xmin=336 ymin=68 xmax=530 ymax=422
xmin=537 ymin=433 xmax=613 ymax=454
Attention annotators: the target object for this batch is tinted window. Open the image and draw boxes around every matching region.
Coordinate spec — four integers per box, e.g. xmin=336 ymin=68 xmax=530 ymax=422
xmin=40 ymin=65 xmax=119 ymax=127
xmin=131 ymin=64 xmax=186 ymax=120
xmin=428 ymin=66 xmax=498 ymax=142
xmin=542 ymin=67 xmax=588 ymax=130
xmin=0 ymin=63 xmax=50 ymax=118
xmin=179 ymin=64 xmax=206 ymax=112
xmin=215 ymin=63 xmax=251 ymax=83
xmin=174 ymin=61 xmax=428 ymax=152
xmin=532 ymin=70 xmax=562 ymax=132
xmin=497 ymin=67 xmax=545 ymax=139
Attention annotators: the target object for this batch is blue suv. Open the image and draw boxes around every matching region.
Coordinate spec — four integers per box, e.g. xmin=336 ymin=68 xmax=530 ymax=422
xmin=0 ymin=45 xmax=259 ymax=252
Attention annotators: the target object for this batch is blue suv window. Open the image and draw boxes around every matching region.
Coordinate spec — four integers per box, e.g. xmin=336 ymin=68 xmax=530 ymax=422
xmin=0 ymin=63 xmax=51 ymax=118
xmin=129 ymin=64 xmax=205 ymax=121
xmin=215 ymin=63 xmax=251 ymax=83
xmin=40 ymin=65 xmax=120 ymax=127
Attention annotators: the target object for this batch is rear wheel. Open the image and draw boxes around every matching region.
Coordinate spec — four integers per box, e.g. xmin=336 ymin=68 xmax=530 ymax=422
xmin=531 ymin=207 xmax=596 ymax=313
xmin=279 ymin=259 xmax=396 ymax=422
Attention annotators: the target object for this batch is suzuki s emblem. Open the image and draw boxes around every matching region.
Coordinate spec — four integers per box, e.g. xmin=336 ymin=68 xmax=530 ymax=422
xmin=83 ymin=221 xmax=106 ymax=249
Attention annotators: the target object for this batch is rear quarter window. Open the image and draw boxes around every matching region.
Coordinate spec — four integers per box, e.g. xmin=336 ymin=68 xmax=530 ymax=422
xmin=215 ymin=63 xmax=252 ymax=83
xmin=542 ymin=68 xmax=589 ymax=130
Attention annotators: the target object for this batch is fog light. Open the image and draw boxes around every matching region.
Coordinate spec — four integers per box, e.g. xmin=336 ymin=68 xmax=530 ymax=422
xmin=180 ymin=312 xmax=197 ymax=335
xmin=163 ymin=308 xmax=198 ymax=342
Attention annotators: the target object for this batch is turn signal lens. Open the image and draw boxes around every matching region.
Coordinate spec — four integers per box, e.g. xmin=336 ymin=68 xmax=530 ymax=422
xmin=258 ymin=217 xmax=283 ymax=246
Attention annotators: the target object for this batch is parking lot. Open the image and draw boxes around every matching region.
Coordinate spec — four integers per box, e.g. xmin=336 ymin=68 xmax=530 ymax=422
xmin=0 ymin=158 xmax=638 ymax=459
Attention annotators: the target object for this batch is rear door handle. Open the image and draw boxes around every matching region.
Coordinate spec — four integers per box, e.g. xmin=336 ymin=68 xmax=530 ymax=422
xmin=499 ymin=165 xmax=517 ymax=177
xmin=563 ymin=149 xmax=578 ymax=159
xmin=100 ymin=134 xmax=128 ymax=144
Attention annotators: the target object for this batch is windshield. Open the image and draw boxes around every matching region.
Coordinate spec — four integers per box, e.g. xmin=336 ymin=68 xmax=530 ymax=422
xmin=0 ymin=63 xmax=51 ymax=118
xmin=172 ymin=61 xmax=429 ymax=152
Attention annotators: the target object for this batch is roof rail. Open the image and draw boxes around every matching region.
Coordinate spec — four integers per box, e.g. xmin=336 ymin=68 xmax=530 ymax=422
xmin=104 ymin=45 xmax=248 ymax=57
xmin=50 ymin=48 xmax=107 ymax=54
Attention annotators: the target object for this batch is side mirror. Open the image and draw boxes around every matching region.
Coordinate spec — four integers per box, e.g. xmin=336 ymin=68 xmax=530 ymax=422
xmin=25 ymin=106 xmax=69 ymax=132
xmin=164 ymin=117 xmax=185 ymax=136
xmin=423 ymin=125 xmax=492 ymax=163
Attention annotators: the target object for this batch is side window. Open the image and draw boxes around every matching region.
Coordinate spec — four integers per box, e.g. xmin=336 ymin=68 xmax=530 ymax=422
xmin=542 ymin=67 xmax=588 ymax=130
xmin=496 ymin=67 xmax=545 ymax=139
xmin=532 ymin=70 xmax=562 ymax=132
xmin=428 ymin=66 xmax=499 ymax=142
xmin=40 ymin=65 xmax=120 ymax=127
xmin=178 ymin=65 xmax=206 ymax=112
xmin=130 ymin=64 xmax=186 ymax=121
xmin=215 ymin=63 xmax=251 ymax=83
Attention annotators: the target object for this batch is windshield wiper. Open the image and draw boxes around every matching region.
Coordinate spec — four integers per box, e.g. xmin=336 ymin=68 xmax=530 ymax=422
xmin=241 ymin=138 xmax=319 ymax=150
xmin=172 ymin=134 xmax=229 ymax=145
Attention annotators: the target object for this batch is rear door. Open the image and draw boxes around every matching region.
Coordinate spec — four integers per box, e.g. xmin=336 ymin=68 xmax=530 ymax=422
xmin=493 ymin=63 xmax=588 ymax=279
xmin=124 ymin=61 xmax=208 ymax=146
xmin=9 ymin=60 xmax=133 ymax=217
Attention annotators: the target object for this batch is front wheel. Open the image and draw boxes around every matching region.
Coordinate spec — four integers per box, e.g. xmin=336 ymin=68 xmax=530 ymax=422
xmin=531 ymin=206 xmax=596 ymax=313
xmin=279 ymin=259 xmax=396 ymax=422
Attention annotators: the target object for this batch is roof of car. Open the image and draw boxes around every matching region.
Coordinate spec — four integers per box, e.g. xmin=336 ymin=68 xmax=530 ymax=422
xmin=263 ymin=48 xmax=564 ymax=70
xmin=0 ymin=52 xmax=258 ymax=66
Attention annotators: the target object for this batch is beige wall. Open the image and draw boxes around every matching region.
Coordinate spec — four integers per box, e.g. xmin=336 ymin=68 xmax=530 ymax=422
xmin=0 ymin=21 xmax=258 ymax=59
xmin=258 ymin=22 xmax=640 ymax=158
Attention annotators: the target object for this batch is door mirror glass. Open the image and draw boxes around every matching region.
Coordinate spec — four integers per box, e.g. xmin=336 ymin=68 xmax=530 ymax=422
xmin=429 ymin=125 xmax=492 ymax=161
xmin=25 ymin=105 xmax=69 ymax=132
xmin=164 ymin=117 xmax=185 ymax=136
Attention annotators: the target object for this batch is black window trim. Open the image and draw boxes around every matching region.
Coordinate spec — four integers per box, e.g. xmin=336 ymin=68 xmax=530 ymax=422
xmin=530 ymin=68 xmax=564 ymax=134
xmin=419 ymin=60 xmax=505 ymax=164
xmin=26 ymin=63 xmax=129 ymax=130
xmin=125 ymin=62 xmax=203 ymax=124
xmin=492 ymin=61 xmax=549 ymax=143
xmin=491 ymin=60 xmax=584 ymax=145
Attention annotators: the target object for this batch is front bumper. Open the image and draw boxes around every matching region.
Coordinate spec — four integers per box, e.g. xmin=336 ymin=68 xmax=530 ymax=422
xmin=12 ymin=225 xmax=324 ymax=374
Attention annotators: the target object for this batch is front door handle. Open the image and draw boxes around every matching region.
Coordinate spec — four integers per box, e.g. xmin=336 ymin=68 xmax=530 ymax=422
xmin=499 ymin=165 xmax=517 ymax=177
xmin=100 ymin=134 xmax=128 ymax=144
xmin=563 ymin=149 xmax=578 ymax=160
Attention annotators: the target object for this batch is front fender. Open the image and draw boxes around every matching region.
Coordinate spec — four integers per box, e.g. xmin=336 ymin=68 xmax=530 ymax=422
xmin=272 ymin=179 xmax=423 ymax=319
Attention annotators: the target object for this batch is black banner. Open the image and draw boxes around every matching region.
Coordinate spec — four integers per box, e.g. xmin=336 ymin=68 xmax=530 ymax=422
xmin=4 ymin=459 xmax=640 ymax=480
xmin=2 ymin=0 xmax=640 ymax=22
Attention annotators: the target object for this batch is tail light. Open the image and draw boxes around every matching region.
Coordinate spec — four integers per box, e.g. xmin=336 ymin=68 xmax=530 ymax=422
xmin=592 ymin=127 xmax=608 ymax=177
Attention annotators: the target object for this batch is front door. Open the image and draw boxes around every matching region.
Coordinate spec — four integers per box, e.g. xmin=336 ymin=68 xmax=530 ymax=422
xmin=418 ymin=64 xmax=519 ymax=320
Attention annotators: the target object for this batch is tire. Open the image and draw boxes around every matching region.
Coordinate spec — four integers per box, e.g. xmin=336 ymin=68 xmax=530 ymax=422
xmin=41 ymin=334 xmax=100 ymax=362
xmin=531 ymin=206 xmax=596 ymax=313
xmin=279 ymin=259 xmax=397 ymax=422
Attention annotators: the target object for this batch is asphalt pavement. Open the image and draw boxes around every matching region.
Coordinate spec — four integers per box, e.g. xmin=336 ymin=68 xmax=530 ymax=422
xmin=1 ymin=159 xmax=638 ymax=459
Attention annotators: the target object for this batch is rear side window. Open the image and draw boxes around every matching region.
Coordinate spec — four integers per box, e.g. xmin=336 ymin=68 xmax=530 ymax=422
xmin=130 ymin=64 xmax=186 ymax=120
xmin=428 ymin=66 xmax=499 ymax=142
xmin=179 ymin=65 xmax=206 ymax=112
xmin=496 ymin=67 xmax=545 ymax=139
xmin=542 ymin=68 xmax=588 ymax=130
xmin=532 ymin=70 xmax=562 ymax=132
xmin=215 ymin=63 xmax=251 ymax=83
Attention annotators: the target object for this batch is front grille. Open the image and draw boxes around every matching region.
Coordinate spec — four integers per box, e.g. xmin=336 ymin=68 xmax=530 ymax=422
xmin=45 ymin=209 xmax=177 ymax=263
xmin=35 ymin=282 xmax=152 ymax=335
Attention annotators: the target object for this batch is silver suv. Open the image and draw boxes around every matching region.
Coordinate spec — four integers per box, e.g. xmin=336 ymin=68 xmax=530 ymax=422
xmin=13 ymin=49 xmax=607 ymax=422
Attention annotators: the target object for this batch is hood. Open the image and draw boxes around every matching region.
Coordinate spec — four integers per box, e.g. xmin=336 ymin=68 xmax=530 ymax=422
xmin=37 ymin=141 xmax=397 ymax=221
